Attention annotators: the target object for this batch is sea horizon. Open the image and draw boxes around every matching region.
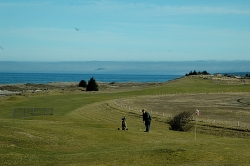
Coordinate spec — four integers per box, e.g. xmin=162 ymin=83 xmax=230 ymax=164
xmin=1 ymin=61 xmax=250 ymax=76
xmin=0 ymin=72 xmax=183 ymax=85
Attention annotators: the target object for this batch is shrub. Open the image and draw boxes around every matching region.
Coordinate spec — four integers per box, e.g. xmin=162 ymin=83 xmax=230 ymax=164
xmin=86 ymin=77 xmax=98 ymax=91
xmin=167 ymin=111 xmax=194 ymax=131
xmin=78 ymin=80 xmax=87 ymax=87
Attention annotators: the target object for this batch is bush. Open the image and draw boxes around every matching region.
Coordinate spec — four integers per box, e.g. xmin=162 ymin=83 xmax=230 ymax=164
xmin=167 ymin=111 xmax=194 ymax=131
xmin=86 ymin=77 xmax=98 ymax=91
xmin=78 ymin=80 xmax=87 ymax=87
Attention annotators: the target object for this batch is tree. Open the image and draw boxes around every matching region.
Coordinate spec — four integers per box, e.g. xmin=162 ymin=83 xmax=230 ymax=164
xmin=86 ymin=77 xmax=98 ymax=91
xmin=78 ymin=80 xmax=87 ymax=87
xmin=193 ymin=70 xmax=197 ymax=75
xmin=186 ymin=70 xmax=210 ymax=76
xmin=167 ymin=111 xmax=194 ymax=132
xmin=202 ymin=70 xmax=209 ymax=75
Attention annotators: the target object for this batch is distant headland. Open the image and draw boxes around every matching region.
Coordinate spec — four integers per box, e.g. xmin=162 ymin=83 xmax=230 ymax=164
xmin=0 ymin=60 xmax=249 ymax=75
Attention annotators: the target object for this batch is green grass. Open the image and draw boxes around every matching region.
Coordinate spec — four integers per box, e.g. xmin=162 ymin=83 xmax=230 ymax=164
xmin=1 ymin=77 xmax=250 ymax=165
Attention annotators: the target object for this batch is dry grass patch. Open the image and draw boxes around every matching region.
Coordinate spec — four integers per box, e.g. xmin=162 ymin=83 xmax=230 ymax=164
xmin=115 ymin=93 xmax=250 ymax=137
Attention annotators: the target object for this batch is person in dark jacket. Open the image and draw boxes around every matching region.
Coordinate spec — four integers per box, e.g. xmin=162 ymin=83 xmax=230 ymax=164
xmin=142 ymin=109 xmax=151 ymax=132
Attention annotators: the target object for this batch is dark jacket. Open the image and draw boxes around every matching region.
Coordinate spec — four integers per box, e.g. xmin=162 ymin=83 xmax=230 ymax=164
xmin=143 ymin=111 xmax=151 ymax=123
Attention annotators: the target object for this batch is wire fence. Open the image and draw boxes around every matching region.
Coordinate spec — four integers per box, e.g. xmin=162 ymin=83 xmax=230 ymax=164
xmin=113 ymin=99 xmax=250 ymax=130
xmin=12 ymin=107 xmax=54 ymax=118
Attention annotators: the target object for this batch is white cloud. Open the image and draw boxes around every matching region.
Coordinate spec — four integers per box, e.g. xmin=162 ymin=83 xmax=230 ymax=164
xmin=67 ymin=1 xmax=250 ymax=16
xmin=157 ymin=5 xmax=250 ymax=15
xmin=0 ymin=1 xmax=51 ymax=7
xmin=1 ymin=1 xmax=250 ymax=16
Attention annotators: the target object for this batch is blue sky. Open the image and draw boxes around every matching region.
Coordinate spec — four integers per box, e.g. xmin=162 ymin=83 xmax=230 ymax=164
xmin=0 ymin=0 xmax=250 ymax=62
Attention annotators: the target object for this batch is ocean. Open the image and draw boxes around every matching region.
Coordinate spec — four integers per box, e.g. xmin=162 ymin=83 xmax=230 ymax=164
xmin=0 ymin=73 xmax=182 ymax=84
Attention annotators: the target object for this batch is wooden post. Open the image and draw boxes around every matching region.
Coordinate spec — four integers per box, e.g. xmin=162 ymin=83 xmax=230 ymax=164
xmin=195 ymin=114 xmax=197 ymax=141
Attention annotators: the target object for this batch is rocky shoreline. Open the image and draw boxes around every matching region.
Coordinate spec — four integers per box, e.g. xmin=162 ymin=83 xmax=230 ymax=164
xmin=0 ymin=82 xmax=82 ymax=96
xmin=1 ymin=75 xmax=249 ymax=96
xmin=0 ymin=90 xmax=21 ymax=96
xmin=0 ymin=81 xmax=163 ymax=96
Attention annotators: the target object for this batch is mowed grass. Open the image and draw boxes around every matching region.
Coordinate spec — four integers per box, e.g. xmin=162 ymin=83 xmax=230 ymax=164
xmin=1 ymin=77 xmax=250 ymax=165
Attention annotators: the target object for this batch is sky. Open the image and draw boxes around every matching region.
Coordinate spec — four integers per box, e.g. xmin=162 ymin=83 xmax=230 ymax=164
xmin=0 ymin=0 xmax=250 ymax=62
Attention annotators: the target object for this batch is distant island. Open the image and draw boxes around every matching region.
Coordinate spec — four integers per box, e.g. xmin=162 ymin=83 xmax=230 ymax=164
xmin=0 ymin=60 xmax=250 ymax=75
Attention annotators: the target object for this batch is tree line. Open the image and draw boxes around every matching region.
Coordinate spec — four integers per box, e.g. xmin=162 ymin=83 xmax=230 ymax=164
xmin=185 ymin=70 xmax=210 ymax=76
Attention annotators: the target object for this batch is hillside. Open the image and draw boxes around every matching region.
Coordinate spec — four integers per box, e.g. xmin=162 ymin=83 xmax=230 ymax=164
xmin=0 ymin=76 xmax=250 ymax=165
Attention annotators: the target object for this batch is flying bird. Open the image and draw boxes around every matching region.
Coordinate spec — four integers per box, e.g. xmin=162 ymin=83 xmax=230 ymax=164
xmin=74 ymin=27 xmax=79 ymax=31
xmin=0 ymin=46 xmax=4 ymax=50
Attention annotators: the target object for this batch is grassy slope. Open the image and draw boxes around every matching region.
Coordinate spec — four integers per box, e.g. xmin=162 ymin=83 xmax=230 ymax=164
xmin=1 ymin=77 xmax=250 ymax=165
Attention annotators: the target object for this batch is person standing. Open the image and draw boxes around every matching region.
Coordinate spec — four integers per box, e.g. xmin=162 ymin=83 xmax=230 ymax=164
xmin=142 ymin=109 xmax=151 ymax=132
xmin=121 ymin=117 xmax=128 ymax=130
